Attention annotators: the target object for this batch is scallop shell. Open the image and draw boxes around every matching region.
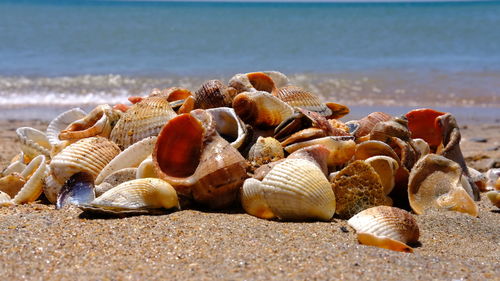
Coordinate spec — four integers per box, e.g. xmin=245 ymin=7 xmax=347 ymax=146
xmin=276 ymin=86 xmax=333 ymax=117
xmin=408 ymin=154 xmax=478 ymax=217
xmin=110 ymin=96 xmax=177 ymax=150
xmin=284 ymin=136 xmax=356 ymax=167
xmin=365 ymin=156 xmax=399 ymax=195
xmin=241 ymin=178 xmax=276 ymax=219
xmin=330 ymin=160 xmax=392 ymax=219
xmin=206 ymin=107 xmax=250 ymax=150
xmin=194 ymin=80 xmax=236 ymax=109
xmin=16 ymin=127 xmax=51 ymax=160
xmin=0 ymin=173 xmax=26 ymax=198
xmin=244 ymin=158 xmax=336 ymax=221
xmin=80 ymin=178 xmax=179 ymax=215
xmin=153 ymin=110 xmax=249 ymax=209
xmin=47 ymin=137 xmax=120 ymax=203
xmin=0 ymin=191 xmax=13 ymax=207
xmin=233 ymin=91 xmax=294 ymax=128
xmin=95 ymin=136 xmax=156 ymax=185
xmin=59 ymin=104 xmax=120 ymax=141
xmin=46 ymin=108 xmax=87 ymax=148
xmin=12 ymin=155 xmax=48 ymax=204
xmin=287 ymin=144 xmax=330 ymax=177
xmin=486 ymin=190 xmax=500 ymax=208
xmin=247 ymin=137 xmax=284 ymax=168
xmin=228 ymin=72 xmax=278 ymax=95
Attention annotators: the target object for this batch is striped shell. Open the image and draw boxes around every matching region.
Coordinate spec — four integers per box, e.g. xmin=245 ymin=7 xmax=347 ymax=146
xmin=232 ymin=91 xmax=294 ymax=128
xmin=46 ymin=108 xmax=87 ymax=148
xmin=81 ymin=178 xmax=179 ymax=215
xmin=276 ymin=86 xmax=333 ymax=117
xmin=95 ymin=136 xmax=156 ymax=185
xmin=243 ymin=158 xmax=336 ymax=221
xmin=241 ymin=178 xmax=275 ymax=219
xmin=47 ymin=137 xmax=120 ymax=203
xmin=16 ymin=127 xmax=51 ymax=160
xmin=351 ymin=112 xmax=393 ymax=139
xmin=194 ymin=80 xmax=236 ymax=109
xmin=96 ymin=168 xmax=138 ymax=197
xmin=110 ymin=96 xmax=177 ymax=149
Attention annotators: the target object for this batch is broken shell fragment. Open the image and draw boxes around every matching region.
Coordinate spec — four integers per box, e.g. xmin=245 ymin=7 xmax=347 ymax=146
xmin=408 ymin=154 xmax=478 ymax=217
xmin=486 ymin=191 xmax=500 ymax=208
xmin=356 ymin=233 xmax=414 ymax=253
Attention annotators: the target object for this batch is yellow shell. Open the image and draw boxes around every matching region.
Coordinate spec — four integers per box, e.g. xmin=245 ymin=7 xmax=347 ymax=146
xmin=82 ymin=178 xmax=179 ymax=215
xmin=354 ymin=140 xmax=400 ymax=163
xmin=47 ymin=137 xmax=120 ymax=203
xmin=408 ymin=154 xmax=478 ymax=217
xmin=136 ymin=156 xmax=158 ymax=179
xmin=285 ymin=136 xmax=356 ymax=167
xmin=486 ymin=190 xmax=500 ymax=208
xmin=110 ymin=96 xmax=177 ymax=149
xmin=0 ymin=173 xmax=26 ymax=198
xmin=241 ymin=178 xmax=276 ymax=219
xmin=232 ymin=91 xmax=293 ymax=128
xmin=331 ymin=160 xmax=392 ymax=219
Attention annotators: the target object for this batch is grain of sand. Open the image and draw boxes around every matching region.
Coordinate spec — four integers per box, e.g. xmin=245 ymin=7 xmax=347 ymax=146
xmin=1 ymin=120 xmax=499 ymax=281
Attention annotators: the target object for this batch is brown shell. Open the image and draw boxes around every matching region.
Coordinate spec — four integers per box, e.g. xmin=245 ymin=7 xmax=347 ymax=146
xmin=194 ymin=80 xmax=236 ymax=109
xmin=330 ymin=160 xmax=392 ymax=219
xmin=228 ymin=72 xmax=278 ymax=95
xmin=247 ymin=137 xmax=284 ymax=168
xmin=232 ymin=91 xmax=294 ymax=128
xmin=276 ymin=86 xmax=333 ymax=116
xmin=354 ymin=112 xmax=393 ymax=138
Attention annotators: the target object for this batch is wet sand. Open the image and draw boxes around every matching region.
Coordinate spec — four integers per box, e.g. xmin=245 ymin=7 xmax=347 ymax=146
xmin=1 ymin=119 xmax=499 ymax=280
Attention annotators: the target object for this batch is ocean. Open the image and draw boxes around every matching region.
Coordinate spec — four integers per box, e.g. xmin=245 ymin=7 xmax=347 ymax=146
xmin=1 ymin=0 xmax=499 ymax=122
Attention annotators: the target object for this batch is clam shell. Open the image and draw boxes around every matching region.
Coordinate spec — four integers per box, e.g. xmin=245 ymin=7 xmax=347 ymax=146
xmin=206 ymin=107 xmax=249 ymax=150
xmin=408 ymin=154 xmax=478 ymax=217
xmin=352 ymin=112 xmax=393 ymax=139
xmin=12 ymin=155 xmax=48 ymax=204
xmin=153 ymin=110 xmax=249 ymax=209
xmin=0 ymin=191 xmax=13 ymax=207
xmin=47 ymin=137 xmax=120 ymax=203
xmin=95 ymin=136 xmax=157 ymax=185
xmin=348 ymin=206 xmax=419 ymax=245
xmin=258 ymin=158 xmax=336 ymax=221
xmin=59 ymin=104 xmax=120 ymax=141
xmin=46 ymin=108 xmax=87 ymax=148
xmin=241 ymin=178 xmax=275 ymax=219
xmin=0 ymin=173 xmax=26 ymax=198
xmin=16 ymin=127 xmax=51 ymax=160
xmin=486 ymin=190 xmax=500 ymax=208
xmin=56 ymin=172 xmax=95 ymax=209
xmin=285 ymin=136 xmax=356 ymax=167
xmin=331 ymin=160 xmax=392 ymax=219
xmin=233 ymin=91 xmax=294 ymax=128
xmin=81 ymin=178 xmax=179 ymax=215
xmin=194 ymin=80 xmax=236 ymax=109
xmin=365 ymin=156 xmax=399 ymax=195
xmin=287 ymin=144 xmax=330 ymax=177
xmin=276 ymin=86 xmax=333 ymax=117
xmin=247 ymin=136 xmax=284 ymax=168
xmin=110 ymin=96 xmax=177 ymax=149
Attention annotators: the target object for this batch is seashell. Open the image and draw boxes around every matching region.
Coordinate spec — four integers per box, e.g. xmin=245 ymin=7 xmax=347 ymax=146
xmin=330 ymin=160 xmax=392 ymax=219
xmin=328 ymin=119 xmax=350 ymax=133
xmin=486 ymin=190 xmax=500 ymax=208
xmin=80 ymin=178 xmax=179 ymax=215
xmin=46 ymin=108 xmax=87 ymax=148
xmin=56 ymin=172 xmax=95 ymax=209
xmin=206 ymin=107 xmax=250 ymax=150
xmin=97 ymin=168 xmax=138 ymax=197
xmin=467 ymin=167 xmax=488 ymax=192
xmin=59 ymin=104 xmax=120 ymax=141
xmin=348 ymin=206 xmax=419 ymax=253
xmin=161 ymin=87 xmax=193 ymax=102
xmin=247 ymin=136 xmax=284 ymax=168
xmin=412 ymin=138 xmax=430 ymax=159
xmin=351 ymin=112 xmax=393 ymax=139
xmin=243 ymin=158 xmax=336 ymax=221
xmin=12 ymin=155 xmax=48 ymax=204
xmin=408 ymin=154 xmax=478 ymax=217
xmin=0 ymin=191 xmax=13 ymax=207
xmin=95 ymin=182 xmax=114 ymax=197
xmin=280 ymin=128 xmax=328 ymax=147
xmin=365 ymin=156 xmax=399 ymax=195
xmin=233 ymin=91 xmax=294 ymax=128
xmin=153 ymin=110 xmax=249 ymax=209
xmin=1 ymin=153 xmax=27 ymax=177
xmin=287 ymin=144 xmax=330 ymax=177
xmin=95 ymin=136 xmax=156 ymax=185
xmin=136 ymin=156 xmax=158 ymax=179
xmin=110 ymin=96 xmax=177 ymax=150
xmin=285 ymin=136 xmax=356 ymax=167
xmin=485 ymin=168 xmax=500 ymax=191
xmin=0 ymin=173 xmax=26 ymax=198
xmin=241 ymin=178 xmax=276 ymax=219
xmin=354 ymin=140 xmax=400 ymax=163
xmin=16 ymin=127 xmax=51 ymax=160
xmin=252 ymin=159 xmax=286 ymax=181
xmin=275 ymin=86 xmax=334 ymax=117
xmin=262 ymin=71 xmax=289 ymax=88
xmin=324 ymin=102 xmax=350 ymax=119
xmin=389 ymin=137 xmax=418 ymax=171
xmin=369 ymin=118 xmax=411 ymax=143
xmin=356 ymin=233 xmax=414 ymax=253
xmin=193 ymin=80 xmax=236 ymax=109
xmin=405 ymin=108 xmax=445 ymax=148
xmin=47 ymin=137 xmax=120 ymax=203
xmin=228 ymin=72 xmax=278 ymax=95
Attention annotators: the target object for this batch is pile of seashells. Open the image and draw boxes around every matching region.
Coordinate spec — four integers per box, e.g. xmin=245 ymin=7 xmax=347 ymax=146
xmin=1 ymin=71 xmax=499 ymax=253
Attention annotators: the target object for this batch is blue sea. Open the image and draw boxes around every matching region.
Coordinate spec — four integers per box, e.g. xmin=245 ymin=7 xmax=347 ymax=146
xmin=0 ymin=0 xmax=499 ymax=121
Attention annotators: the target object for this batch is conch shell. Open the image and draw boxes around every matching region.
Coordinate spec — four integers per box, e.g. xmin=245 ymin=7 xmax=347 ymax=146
xmin=233 ymin=91 xmax=294 ymax=128
xmin=229 ymin=72 xmax=278 ymax=95
xmin=59 ymin=104 xmax=120 ymax=141
xmin=46 ymin=108 xmax=87 ymax=149
xmin=206 ymin=107 xmax=250 ymax=150
xmin=153 ymin=109 xmax=248 ymax=209
xmin=407 ymin=154 xmax=478 ymax=217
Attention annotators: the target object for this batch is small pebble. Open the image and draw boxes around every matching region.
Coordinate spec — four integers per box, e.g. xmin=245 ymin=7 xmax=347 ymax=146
xmin=470 ymin=137 xmax=488 ymax=143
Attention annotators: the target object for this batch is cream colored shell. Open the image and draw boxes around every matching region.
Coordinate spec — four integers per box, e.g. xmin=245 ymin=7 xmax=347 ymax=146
xmin=365 ymin=156 xmax=399 ymax=195
xmin=46 ymin=108 xmax=87 ymax=147
xmin=232 ymin=91 xmax=294 ymax=128
xmin=0 ymin=191 xmax=13 ymax=207
xmin=12 ymin=155 xmax=48 ymax=204
xmin=16 ymin=127 xmax=51 ymax=160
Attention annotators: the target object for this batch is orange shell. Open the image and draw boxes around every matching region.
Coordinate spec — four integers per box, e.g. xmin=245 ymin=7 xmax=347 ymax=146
xmin=405 ymin=108 xmax=445 ymax=148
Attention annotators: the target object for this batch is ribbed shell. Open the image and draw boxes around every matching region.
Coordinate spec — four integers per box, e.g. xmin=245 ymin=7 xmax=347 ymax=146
xmin=353 ymin=112 xmax=393 ymax=138
xmin=232 ymin=91 xmax=294 ymax=128
xmin=348 ymin=206 xmax=419 ymax=244
xmin=110 ymin=96 xmax=176 ymax=149
xmin=46 ymin=108 xmax=87 ymax=147
xmin=16 ymin=127 xmax=51 ymax=160
xmin=95 ymin=136 xmax=156 ymax=185
xmin=12 ymin=155 xmax=48 ymax=204
xmin=276 ymin=86 xmax=332 ymax=117
xmin=47 ymin=137 xmax=120 ymax=203
xmin=97 ymin=168 xmax=138 ymax=197
xmin=194 ymin=80 xmax=235 ymax=109
xmin=83 ymin=178 xmax=179 ymax=214
xmin=260 ymin=158 xmax=336 ymax=221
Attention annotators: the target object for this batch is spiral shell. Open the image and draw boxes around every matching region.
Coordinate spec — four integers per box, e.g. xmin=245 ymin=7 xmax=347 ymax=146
xmin=16 ymin=127 xmax=51 ymax=160
xmin=206 ymin=107 xmax=249 ymax=150
xmin=233 ymin=91 xmax=294 ymax=128
xmin=81 ymin=178 xmax=179 ymax=215
xmin=46 ymin=108 xmax=87 ymax=148
xmin=59 ymin=104 xmax=120 ymax=141
xmin=110 ymin=96 xmax=177 ymax=150
xmin=228 ymin=72 xmax=278 ymax=95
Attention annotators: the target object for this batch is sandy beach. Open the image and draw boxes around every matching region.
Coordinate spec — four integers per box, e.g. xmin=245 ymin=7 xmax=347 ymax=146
xmin=0 ymin=118 xmax=499 ymax=280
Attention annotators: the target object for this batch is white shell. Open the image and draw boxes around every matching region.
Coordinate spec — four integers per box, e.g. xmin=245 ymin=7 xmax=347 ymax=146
xmin=1 ymin=153 xmax=26 ymax=176
xmin=136 ymin=156 xmax=158 ymax=179
xmin=95 ymin=136 xmax=157 ymax=185
xmin=206 ymin=107 xmax=249 ymax=149
xmin=46 ymin=108 xmax=87 ymax=147
xmin=16 ymin=127 xmax=51 ymax=160
xmin=12 ymin=155 xmax=48 ymax=204
xmin=0 ymin=191 xmax=13 ymax=207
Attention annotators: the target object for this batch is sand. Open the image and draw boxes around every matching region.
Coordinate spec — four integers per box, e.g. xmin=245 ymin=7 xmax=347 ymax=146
xmin=1 ymin=119 xmax=499 ymax=281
